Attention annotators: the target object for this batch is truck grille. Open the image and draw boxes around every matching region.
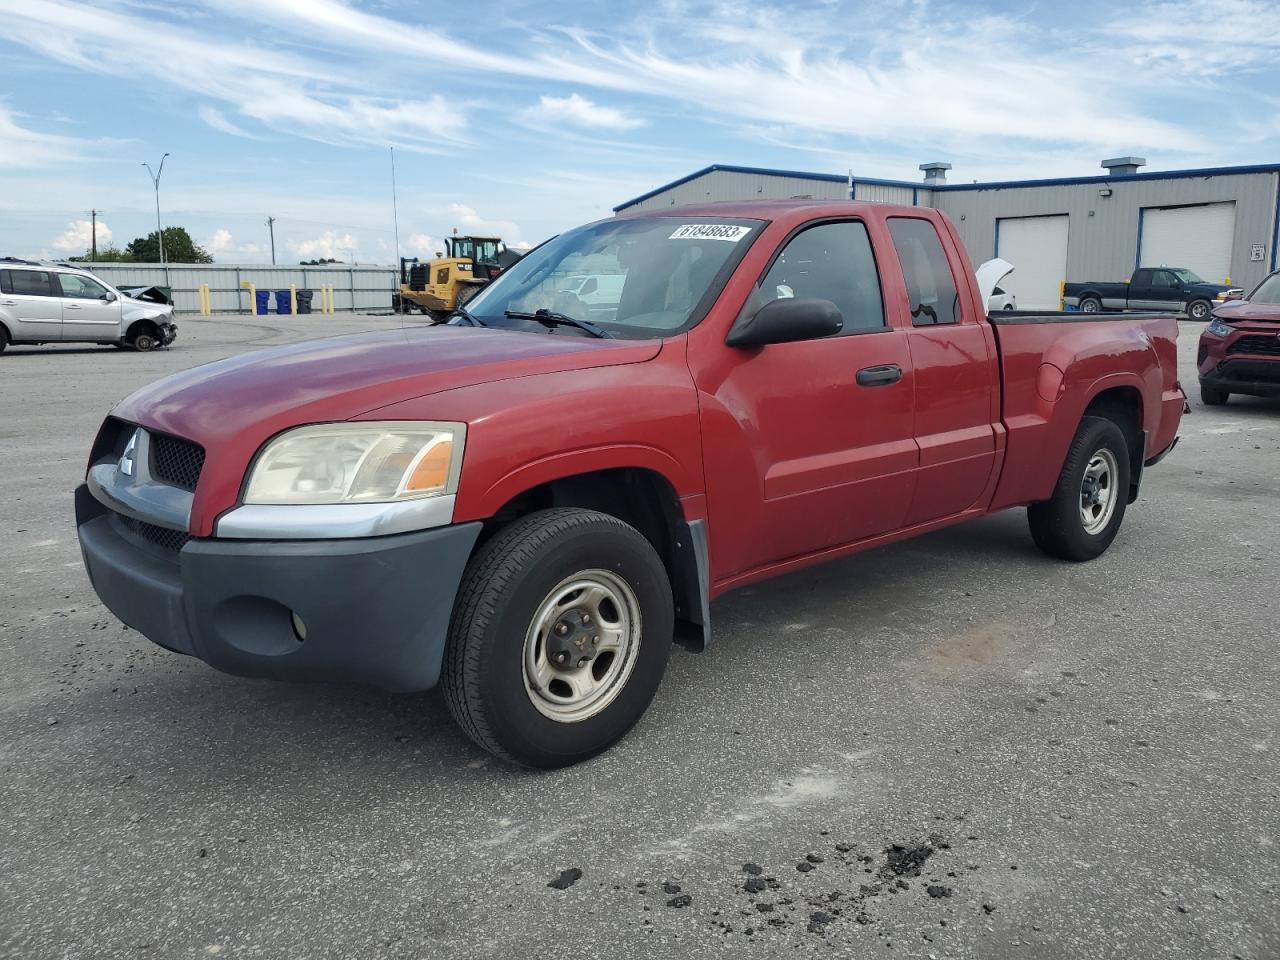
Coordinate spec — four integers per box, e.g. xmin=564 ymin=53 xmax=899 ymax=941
xmin=116 ymin=513 xmax=191 ymax=553
xmin=1228 ymin=335 xmax=1280 ymax=357
xmin=150 ymin=433 xmax=205 ymax=491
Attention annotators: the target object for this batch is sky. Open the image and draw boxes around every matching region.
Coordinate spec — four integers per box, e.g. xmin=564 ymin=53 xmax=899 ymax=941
xmin=2 ymin=0 xmax=1279 ymax=265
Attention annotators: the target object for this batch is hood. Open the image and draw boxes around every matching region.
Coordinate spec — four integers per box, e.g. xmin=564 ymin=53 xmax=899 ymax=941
xmin=1213 ymin=299 xmax=1280 ymax=325
xmin=975 ymin=258 xmax=1014 ymax=307
xmin=113 ymin=325 xmax=660 ymax=447
xmin=1193 ymin=281 xmax=1243 ymax=295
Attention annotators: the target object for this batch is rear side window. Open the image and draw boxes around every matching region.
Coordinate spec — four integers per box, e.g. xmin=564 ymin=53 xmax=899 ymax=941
xmin=1 ymin=269 xmax=56 ymax=297
xmin=758 ymin=221 xmax=886 ymax=333
xmin=888 ymin=218 xmax=961 ymax=325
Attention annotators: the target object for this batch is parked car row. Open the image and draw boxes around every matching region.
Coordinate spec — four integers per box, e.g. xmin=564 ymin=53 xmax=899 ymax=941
xmin=0 ymin=258 xmax=177 ymax=353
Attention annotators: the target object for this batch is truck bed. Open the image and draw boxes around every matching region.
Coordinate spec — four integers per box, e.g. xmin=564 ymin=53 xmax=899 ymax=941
xmin=985 ymin=310 xmax=1184 ymax=511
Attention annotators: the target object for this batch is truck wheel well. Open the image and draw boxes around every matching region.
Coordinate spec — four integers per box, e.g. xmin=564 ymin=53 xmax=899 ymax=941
xmin=1083 ymin=387 xmax=1144 ymax=499
xmin=482 ymin=468 xmax=707 ymax=651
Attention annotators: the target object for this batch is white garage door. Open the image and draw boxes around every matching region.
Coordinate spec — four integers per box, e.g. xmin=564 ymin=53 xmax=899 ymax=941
xmin=1140 ymin=202 xmax=1236 ymax=283
xmin=995 ymin=215 xmax=1070 ymax=310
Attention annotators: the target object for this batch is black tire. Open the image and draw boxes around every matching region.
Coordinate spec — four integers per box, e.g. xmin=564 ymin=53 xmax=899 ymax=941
xmin=1200 ymin=383 xmax=1229 ymax=406
xmin=1187 ymin=299 xmax=1212 ymax=322
xmin=1003 ymin=303 xmax=1015 ymax=311
xmin=1028 ymin=416 xmax=1131 ymax=562
xmin=0 ymin=325 xmax=8 ymax=353
xmin=1078 ymin=297 xmax=1102 ymax=314
xmin=442 ymin=508 xmax=674 ymax=768
xmin=131 ymin=331 xmax=157 ymax=352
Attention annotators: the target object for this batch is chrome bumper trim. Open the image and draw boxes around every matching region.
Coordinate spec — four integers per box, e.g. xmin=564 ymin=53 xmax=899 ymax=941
xmin=215 ymin=494 xmax=457 ymax=540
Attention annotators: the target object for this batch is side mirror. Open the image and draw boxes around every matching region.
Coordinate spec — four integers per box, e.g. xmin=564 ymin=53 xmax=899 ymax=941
xmin=726 ymin=297 xmax=843 ymax=348
xmin=101 ymin=291 xmax=117 ymax=302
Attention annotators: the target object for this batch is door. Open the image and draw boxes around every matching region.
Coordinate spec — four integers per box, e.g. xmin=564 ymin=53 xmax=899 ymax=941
xmin=887 ymin=216 xmax=999 ymax=525
xmin=0 ymin=268 xmax=63 ymax=341
xmin=1129 ymin=268 xmax=1184 ymax=310
xmin=1140 ymin=202 xmax=1236 ymax=284
xmin=994 ymin=215 xmax=1070 ymax=310
xmin=692 ymin=219 xmax=918 ymax=577
xmin=55 ymin=272 xmax=122 ymax=341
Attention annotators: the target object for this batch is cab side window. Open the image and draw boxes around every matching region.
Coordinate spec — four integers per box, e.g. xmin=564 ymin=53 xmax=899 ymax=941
xmin=758 ymin=221 xmax=886 ymax=333
xmin=0 ymin=269 xmax=56 ymax=297
xmin=888 ymin=218 xmax=961 ymax=325
xmin=57 ymin=274 xmax=109 ymax=299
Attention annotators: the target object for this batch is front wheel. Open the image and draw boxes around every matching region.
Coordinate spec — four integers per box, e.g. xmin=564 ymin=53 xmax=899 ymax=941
xmin=1028 ymin=416 xmax=1131 ymax=562
xmin=442 ymin=508 xmax=674 ymax=767
xmin=1187 ymin=299 xmax=1212 ymax=321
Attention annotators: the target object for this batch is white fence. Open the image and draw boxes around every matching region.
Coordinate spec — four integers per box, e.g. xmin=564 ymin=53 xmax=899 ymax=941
xmin=79 ymin=262 xmax=398 ymax=314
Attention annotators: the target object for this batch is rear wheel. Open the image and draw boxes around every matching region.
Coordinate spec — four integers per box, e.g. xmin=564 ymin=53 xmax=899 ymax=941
xmin=1200 ymin=384 xmax=1229 ymax=406
xmin=1187 ymin=299 xmax=1212 ymax=321
xmin=1078 ymin=297 xmax=1102 ymax=314
xmin=1028 ymin=416 xmax=1131 ymax=562
xmin=442 ymin=508 xmax=673 ymax=767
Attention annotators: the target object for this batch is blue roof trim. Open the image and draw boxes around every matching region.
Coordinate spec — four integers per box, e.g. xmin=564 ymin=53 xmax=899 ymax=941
xmin=614 ymin=161 xmax=1280 ymax=211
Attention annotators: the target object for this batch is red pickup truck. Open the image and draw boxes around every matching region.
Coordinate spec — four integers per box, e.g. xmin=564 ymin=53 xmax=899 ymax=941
xmin=76 ymin=201 xmax=1185 ymax=767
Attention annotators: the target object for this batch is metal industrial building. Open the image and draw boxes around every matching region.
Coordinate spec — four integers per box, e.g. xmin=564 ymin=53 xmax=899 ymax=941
xmin=614 ymin=159 xmax=1280 ymax=310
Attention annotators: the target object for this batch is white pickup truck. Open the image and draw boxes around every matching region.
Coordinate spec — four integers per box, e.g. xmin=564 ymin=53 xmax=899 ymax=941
xmin=0 ymin=258 xmax=177 ymax=352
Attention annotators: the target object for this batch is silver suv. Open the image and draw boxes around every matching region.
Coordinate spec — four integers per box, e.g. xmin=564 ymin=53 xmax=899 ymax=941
xmin=0 ymin=259 xmax=177 ymax=353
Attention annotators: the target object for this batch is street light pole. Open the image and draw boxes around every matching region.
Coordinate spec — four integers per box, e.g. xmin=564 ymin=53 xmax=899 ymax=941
xmin=142 ymin=153 xmax=170 ymax=284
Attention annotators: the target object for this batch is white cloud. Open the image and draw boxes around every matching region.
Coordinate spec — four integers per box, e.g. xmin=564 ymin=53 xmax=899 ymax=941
xmin=206 ymin=228 xmax=235 ymax=255
xmin=430 ymin=203 xmax=526 ymax=247
xmin=287 ymin=230 xmax=358 ymax=261
xmin=522 ymin=93 xmax=644 ymax=131
xmin=0 ymin=104 xmax=91 ymax=168
xmin=51 ymin=218 xmax=112 ymax=253
xmin=405 ymin=233 xmax=441 ymax=259
xmin=197 ymin=105 xmax=260 ymax=139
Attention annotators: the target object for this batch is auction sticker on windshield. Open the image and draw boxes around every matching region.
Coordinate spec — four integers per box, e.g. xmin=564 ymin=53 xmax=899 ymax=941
xmin=669 ymin=224 xmax=752 ymax=242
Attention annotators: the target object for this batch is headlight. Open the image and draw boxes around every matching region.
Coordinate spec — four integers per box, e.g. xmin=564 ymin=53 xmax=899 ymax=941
xmin=1206 ymin=318 xmax=1232 ymax=337
xmin=244 ymin=421 xmax=465 ymax=505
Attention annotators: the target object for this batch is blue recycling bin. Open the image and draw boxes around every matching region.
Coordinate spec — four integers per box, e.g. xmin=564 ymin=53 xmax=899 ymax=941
xmin=275 ymin=290 xmax=293 ymax=315
xmin=254 ymin=290 xmax=270 ymax=315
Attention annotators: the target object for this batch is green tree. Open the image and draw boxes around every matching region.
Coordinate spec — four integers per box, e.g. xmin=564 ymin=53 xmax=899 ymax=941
xmin=68 ymin=246 xmax=132 ymax=263
xmin=299 ymin=257 xmax=341 ymax=265
xmin=125 ymin=227 xmax=213 ymax=263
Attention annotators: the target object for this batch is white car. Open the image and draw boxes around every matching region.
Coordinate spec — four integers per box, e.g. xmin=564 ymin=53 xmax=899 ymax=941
xmin=976 ymin=258 xmax=1018 ymax=313
xmin=988 ymin=285 xmax=1017 ymax=311
xmin=0 ymin=259 xmax=177 ymax=353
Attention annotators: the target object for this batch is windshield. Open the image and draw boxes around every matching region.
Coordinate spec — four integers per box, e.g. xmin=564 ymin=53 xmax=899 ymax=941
xmin=459 ymin=217 xmax=763 ymax=339
xmin=1171 ymin=268 xmax=1203 ymax=284
xmin=1249 ymin=273 xmax=1280 ymax=304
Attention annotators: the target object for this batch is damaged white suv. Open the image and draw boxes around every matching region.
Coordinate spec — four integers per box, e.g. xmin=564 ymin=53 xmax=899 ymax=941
xmin=0 ymin=259 xmax=177 ymax=353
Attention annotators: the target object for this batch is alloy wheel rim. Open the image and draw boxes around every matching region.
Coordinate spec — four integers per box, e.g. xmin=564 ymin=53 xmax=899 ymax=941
xmin=523 ymin=569 xmax=642 ymax=723
xmin=1079 ymin=448 xmax=1119 ymax=535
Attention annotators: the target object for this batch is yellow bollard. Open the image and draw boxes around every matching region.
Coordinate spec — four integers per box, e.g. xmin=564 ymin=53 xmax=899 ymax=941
xmin=242 ymin=280 xmax=258 ymax=315
xmin=328 ymin=284 xmax=336 ymax=314
xmin=199 ymin=283 xmax=211 ymax=316
xmin=289 ymin=284 xmax=297 ymax=316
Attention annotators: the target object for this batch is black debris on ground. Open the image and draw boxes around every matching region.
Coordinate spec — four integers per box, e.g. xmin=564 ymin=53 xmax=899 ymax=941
xmin=880 ymin=842 xmax=936 ymax=879
xmin=743 ymin=877 xmax=768 ymax=893
xmin=667 ymin=894 xmax=693 ymax=908
xmin=743 ymin=862 xmax=763 ymax=876
xmin=927 ymin=885 xmax=952 ymax=899
xmin=547 ymin=868 xmax=583 ymax=890
xmin=797 ymin=861 xmax=816 ymax=873
xmin=662 ymin=881 xmax=681 ymax=895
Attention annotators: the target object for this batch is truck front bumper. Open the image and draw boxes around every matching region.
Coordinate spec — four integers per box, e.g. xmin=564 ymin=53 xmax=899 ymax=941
xmin=75 ymin=485 xmax=480 ymax=692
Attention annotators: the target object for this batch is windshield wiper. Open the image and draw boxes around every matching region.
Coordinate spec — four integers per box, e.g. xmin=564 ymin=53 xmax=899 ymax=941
xmin=450 ymin=305 xmax=487 ymax=327
xmin=504 ymin=308 xmax=613 ymax=339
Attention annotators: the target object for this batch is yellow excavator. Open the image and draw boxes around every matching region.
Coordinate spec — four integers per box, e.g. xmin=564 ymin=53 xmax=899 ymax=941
xmin=393 ymin=234 xmax=518 ymax=319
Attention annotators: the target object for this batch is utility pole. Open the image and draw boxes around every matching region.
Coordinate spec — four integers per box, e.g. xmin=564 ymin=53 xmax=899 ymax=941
xmin=265 ymin=216 xmax=276 ymax=265
xmin=90 ymin=209 xmax=98 ymax=261
xmin=142 ymin=153 xmax=170 ymax=285
xmin=390 ymin=146 xmax=401 ymax=269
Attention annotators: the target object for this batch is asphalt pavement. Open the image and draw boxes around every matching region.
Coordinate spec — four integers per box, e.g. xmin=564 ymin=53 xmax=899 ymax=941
xmin=1 ymin=313 xmax=1276 ymax=959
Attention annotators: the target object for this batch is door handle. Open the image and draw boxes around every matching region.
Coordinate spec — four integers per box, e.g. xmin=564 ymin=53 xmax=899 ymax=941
xmin=65 ymin=303 xmax=81 ymax=309
xmin=856 ymin=364 xmax=903 ymax=387
xmin=0 ymin=300 xmax=15 ymax=305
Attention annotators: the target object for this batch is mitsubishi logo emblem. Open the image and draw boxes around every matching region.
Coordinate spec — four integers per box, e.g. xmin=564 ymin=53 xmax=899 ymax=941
xmin=119 ymin=429 xmax=141 ymax=477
